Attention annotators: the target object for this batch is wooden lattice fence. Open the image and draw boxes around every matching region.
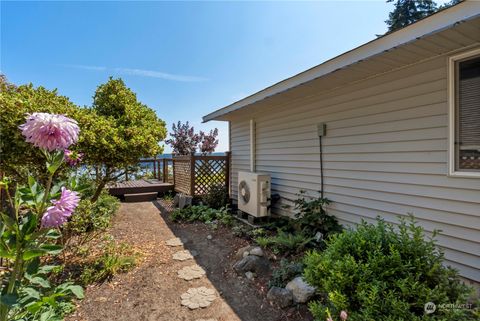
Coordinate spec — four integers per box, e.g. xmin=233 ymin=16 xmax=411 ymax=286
xmin=173 ymin=153 xmax=230 ymax=197
xmin=173 ymin=156 xmax=192 ymax=195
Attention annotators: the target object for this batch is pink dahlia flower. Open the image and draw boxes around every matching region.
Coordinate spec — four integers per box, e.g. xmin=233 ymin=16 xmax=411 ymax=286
xmin=64 ymin=149 xmax=83 ymax=166
xmin=340 ymin=311 xmax=348 ymax=320
xmin=41 ymin=187 xmax=80 ymax=228
xmin=19 ymin=113 xmax=79 ymax=151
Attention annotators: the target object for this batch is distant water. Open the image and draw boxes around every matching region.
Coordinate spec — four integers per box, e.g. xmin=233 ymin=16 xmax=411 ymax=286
xmin=151 ymin=152 xmax=226 ymax=159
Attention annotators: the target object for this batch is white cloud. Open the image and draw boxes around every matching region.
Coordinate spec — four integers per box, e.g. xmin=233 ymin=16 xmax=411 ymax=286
xmin=62 ymin=64 xmax=207 ymax=82
xmin=113 ymin=67 xmax=208 ymax=82
xmin=61 ymin=64 xmax=107 ymax=71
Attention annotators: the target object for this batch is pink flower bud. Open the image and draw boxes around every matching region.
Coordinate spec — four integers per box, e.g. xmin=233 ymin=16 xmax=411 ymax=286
xmin=340 ymin=310 xmax=348 ymax=320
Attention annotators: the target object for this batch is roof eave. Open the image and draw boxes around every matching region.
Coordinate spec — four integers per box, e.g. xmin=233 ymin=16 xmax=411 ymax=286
xmin=203 ymin=0 xmax=480 ymax=122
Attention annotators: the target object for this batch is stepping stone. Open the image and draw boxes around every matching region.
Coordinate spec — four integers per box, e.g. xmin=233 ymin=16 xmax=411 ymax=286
xmin=173 ymin=250 xmax=196 ymax=261
xmin=180 ymin=287 xmax=216 ymax=309
xmin=178 ymin=265 xmax=206 ymax=281
xmin=166 ymin=237 xmax=183 ymax=247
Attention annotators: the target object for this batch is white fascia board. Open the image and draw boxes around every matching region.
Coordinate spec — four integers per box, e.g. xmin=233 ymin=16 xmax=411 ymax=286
xmin=203 ymin=0 xmax=480 ymax=122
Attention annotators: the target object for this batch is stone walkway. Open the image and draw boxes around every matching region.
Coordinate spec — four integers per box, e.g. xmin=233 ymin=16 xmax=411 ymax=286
xmin=67 ymin=202 xmax=244 ymax=321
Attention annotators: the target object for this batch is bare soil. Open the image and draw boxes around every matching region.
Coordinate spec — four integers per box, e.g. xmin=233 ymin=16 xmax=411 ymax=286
xmin=67 ymin=200 xmax=312 ymax=321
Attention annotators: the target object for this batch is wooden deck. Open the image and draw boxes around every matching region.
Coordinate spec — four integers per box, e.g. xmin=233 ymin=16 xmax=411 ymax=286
xmin=108 ymin=179 xmax=174 ymax=198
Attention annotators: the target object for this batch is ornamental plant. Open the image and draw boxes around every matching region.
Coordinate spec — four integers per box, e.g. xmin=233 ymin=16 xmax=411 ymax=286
xmin=0 ymin=113 xmax=85 ymax=321
xmin=165 ymin=121 xmax=218 ymax=155
xmin=0 ymin=76 xmax=167 ymax=203
xmin=303 ymin=216 xmax=477 ymax=321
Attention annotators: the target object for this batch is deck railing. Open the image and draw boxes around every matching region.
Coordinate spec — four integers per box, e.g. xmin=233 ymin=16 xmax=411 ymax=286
xmin=126 ymin=158 xmax=174 ymax=183
xmin=126 ymin=152 xmax=231 ymax=197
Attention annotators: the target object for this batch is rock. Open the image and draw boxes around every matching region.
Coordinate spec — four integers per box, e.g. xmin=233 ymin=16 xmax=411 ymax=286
xmin=178 ymin=194 xmax=193 ymax=209
xmin=242 ymin=251 xmax=249 ymax=258
xmin=245 ymin=271 xmax=255 ymax=280
xmin=206 ymin=234 xmax=213 ymax=240
xmin=285 ymin=277 xmax=316 ymax=303
xmin=267 ymin=287 xmax=293 ymax=308
xmin=249 ymin=246 xmax=264 ymax=257
xmin=233 ymin=255 xmax=270 ymax=275
xmin=235 ymin=245 xmax=254 ymax=260
xmin=173 ymin=194 xmax=180 ymax=207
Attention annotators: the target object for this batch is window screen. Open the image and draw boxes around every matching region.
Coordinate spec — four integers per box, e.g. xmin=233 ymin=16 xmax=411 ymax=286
xmin=456 ymin=56 xmax=480 ymax=172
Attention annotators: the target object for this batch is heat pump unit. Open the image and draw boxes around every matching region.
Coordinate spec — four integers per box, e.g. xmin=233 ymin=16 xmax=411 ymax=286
xmin=238 ymin=171 xmax=271 ymax=217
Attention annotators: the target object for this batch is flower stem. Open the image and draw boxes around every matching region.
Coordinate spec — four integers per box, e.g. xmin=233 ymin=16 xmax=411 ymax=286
xmin=38 ymin=174 xmax=53 ymax=216
xmin=0 ymin=241 xmax=22 ymax=321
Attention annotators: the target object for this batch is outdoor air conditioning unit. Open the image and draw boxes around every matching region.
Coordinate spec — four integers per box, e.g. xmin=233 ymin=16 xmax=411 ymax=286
xmin=238 ymin=171 xmax=271 ymax=217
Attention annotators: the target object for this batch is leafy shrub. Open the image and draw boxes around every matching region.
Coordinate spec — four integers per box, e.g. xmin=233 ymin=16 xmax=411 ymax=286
xmin=231 ymin=223 xmax=252 ymax=238
xmin=202 ymin=184 xmax=228 ymax=209
xmin=269 ymin=258 xmax=304 ymax=288
xmin=171 ymin=205 xmax=232 ymax=225
xmin=292 ymin=192 xmax=342 ymax=241
xmin=303 ymin=216 xmax=477 ymax=321
xmin=163 ymin=191 xmax=174 ymax=201
xmin=255 ymin=230 xmax=314 ymax=255
xmin=63 ymin=191 xmax=120 ymax=247
xmin=8 ymin=259 xmax=83 ymax=321
xmin=80 ymin=237 xmax=136 ymax=285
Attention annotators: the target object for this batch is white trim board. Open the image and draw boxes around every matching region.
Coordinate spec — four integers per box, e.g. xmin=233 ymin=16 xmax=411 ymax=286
xmin=203 ymin=1 xmax=480 ymax=122
xmin=447 ymin=47 xmax=480 ymax=178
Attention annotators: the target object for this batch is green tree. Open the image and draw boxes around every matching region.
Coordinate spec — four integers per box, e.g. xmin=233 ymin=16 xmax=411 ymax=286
xmin=87 ymin=78 xmax=167 ymax=201
xmin=385 ymin=0 xmax=438 ymax=33
xmin=0 ymin=76 xmax=167 ymax=202
xmin=439 ymin=0 xmax=462 ymax=10
xmin=0 ymin=75 xmax=81 ymax=180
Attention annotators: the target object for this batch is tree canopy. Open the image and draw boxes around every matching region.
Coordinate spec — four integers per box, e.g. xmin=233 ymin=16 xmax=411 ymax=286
xmin=165 ymin=121 xmax=218 ymax=155
xmin=0 ymin=76 xmax=167 ymax=201
xmin=385 ymin=0 xmax=461 ymax=33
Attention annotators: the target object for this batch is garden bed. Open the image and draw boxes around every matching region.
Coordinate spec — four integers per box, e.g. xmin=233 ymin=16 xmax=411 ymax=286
xmin=67 ymin=200 xmax=312 ymax=321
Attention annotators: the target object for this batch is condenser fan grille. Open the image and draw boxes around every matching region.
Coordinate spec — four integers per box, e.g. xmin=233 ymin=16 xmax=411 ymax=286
xmin=239 ymin=180 xmax=250 ymax=204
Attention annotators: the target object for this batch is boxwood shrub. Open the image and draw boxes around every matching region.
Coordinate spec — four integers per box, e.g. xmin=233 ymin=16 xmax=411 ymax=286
xmin=303 ymin=216 xmax=477 ymax=321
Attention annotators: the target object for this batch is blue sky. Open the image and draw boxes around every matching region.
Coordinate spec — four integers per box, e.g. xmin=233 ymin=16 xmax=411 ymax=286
xmin=0 ymin=0 xmax=448 ymax=152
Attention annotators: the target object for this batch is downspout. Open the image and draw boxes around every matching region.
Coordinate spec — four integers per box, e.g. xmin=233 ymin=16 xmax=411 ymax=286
xmin=250 ymin=119 xmax=256 ymax=172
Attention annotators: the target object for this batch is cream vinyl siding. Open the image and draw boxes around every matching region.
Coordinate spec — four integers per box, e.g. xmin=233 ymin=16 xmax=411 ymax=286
xmin=228 ymin=55 xmax=480 ymax=282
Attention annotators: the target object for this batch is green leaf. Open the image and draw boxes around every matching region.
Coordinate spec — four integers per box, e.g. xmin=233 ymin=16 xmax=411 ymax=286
xmin=0 ymin=243 xmax=15 ymax=259
xmin=22 ymin=287 xmax=40 ymax=300
xmin=40 ymin=310 xmax=59 ymax=321
xmin=38 ymin=265 xmax=58 ymax=274
xmin=20 ymin=212 xmax=38 ymax=237
xmin=25 ymin=258 xmax=40 ymax=275
xmin=65 ymin=285 xmax=84 ymax=299
xmin=26 ymin=300 xmax=43 ymax=313
xmin=23 ymin=249 xmax=47 ymax=261
xmin=44 ymin=229 xmax=61 ymax=240
xmin=46 ymin=150 xmax=65 ymax=175
xmin=1 ymin=213 xmax=16 ymax=230
xmin=28 ymin=176 xmax=36 ymax=189
xmin=0 ymin=293 xmax=18 ymax=306
xmin=49 ymin=183 xmax=62 ymax=198
xmin=40 ymin=244 xmax=63 ymax=255
xmin=26 ymin=275 xmax=50 ymax=288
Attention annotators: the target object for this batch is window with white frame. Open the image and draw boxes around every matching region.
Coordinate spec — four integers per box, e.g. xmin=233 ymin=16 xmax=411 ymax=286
xmin=449 ymin=49 xmax=480 ymax=176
